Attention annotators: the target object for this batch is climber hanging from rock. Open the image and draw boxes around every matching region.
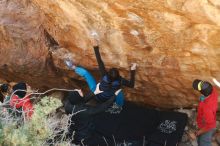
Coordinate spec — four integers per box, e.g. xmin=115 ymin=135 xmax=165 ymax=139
xmin=91 ymin=36 xmax=137 ymax=112
xmin=64 ymin=39 xmax=137 ymax=114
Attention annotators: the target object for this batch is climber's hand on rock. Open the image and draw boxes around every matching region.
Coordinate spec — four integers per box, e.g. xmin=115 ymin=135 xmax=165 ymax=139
xmin=90 ymin=30 xmax=99 ymax=46
xmin=131 ymin=63 xmax=137 ymax=70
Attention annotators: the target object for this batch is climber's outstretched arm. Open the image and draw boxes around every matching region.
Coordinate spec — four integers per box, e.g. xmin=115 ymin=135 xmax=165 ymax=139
xmin=93 ymin=46 xmax=107 ymax=77
xmin=121 ymin=63 xmax=137 ymax=88
xmin=121 ymin=71 xmax=135 ymax=88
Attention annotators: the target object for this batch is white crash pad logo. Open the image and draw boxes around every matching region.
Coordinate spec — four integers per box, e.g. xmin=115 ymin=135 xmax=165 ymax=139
xmin=158 ymin=120 xmax=177 ymax=134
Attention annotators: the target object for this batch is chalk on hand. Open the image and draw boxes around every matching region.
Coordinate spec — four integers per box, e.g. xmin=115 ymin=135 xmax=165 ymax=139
xmin=90 ymin=30 xmax=99 ymax=39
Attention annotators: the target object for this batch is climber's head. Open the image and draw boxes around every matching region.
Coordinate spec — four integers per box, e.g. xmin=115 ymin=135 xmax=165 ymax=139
xmin=192 ymin=79 xmax=213 ymax=97
xmin=12 ymin=82 xmax=27 ymax=98
xmin=107 ymin=68 xmax=120 ymax=82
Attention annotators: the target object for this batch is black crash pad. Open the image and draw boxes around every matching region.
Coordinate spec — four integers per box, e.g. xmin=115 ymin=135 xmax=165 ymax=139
xmin=87 ymin=101 xmax=188 ymax=146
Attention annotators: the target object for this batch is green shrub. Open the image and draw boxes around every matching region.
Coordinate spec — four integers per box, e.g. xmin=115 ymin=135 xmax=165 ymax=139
xmin=0 ymin=96 xmax=70 ymax=146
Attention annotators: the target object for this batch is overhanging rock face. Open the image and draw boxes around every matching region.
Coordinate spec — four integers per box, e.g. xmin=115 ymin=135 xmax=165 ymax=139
xmin=1 ymin=0 xmax=220 ymax=108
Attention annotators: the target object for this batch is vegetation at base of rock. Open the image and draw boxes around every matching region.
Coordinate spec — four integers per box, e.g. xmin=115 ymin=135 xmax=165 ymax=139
xmin=0 ymin=96 xmax=69 ymax=146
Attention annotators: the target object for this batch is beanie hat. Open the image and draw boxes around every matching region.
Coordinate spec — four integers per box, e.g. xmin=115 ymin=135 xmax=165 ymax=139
xmin=12 ymin=82 xmax=27 ymax=98
xmin=192 ymin=79 xmax=213 ymax=97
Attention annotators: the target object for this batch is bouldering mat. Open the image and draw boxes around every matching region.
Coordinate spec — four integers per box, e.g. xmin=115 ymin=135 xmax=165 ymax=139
xmin=84 ymin=101 xmax=188 ymax=146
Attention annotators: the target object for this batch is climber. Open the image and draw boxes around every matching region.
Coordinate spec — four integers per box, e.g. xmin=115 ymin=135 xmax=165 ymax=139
xmin=51 ymin=87 xmax=121 ymax=145
xmin=92 ymin=38 xmax=137 ymax=109
xmin=65 ymin=57 xmax=136 ymax=114
xmin=9 ymin=82 xmax=34 ymax=119
xmin=192 ymin=79 xmax=218 ymax=146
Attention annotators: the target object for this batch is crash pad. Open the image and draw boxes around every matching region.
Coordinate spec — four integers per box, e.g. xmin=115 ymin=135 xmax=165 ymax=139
xmin=87 ymin=101 xmax=188 ymax=146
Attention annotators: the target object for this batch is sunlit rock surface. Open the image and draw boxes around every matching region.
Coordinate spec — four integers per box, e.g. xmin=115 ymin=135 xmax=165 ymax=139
xmin=1 ymin=0 xmax=220 ymax=108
